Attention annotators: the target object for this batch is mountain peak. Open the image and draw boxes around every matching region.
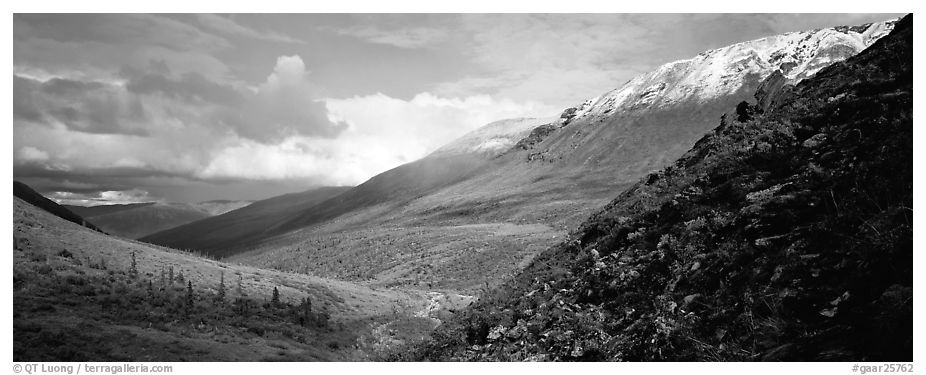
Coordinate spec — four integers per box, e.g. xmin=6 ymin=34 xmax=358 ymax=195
xmin=558 ymin=18 xmax=897 ymax=124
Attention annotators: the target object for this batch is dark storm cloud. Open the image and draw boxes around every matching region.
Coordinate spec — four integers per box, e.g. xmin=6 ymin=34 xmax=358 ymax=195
xmin=117 ymin=59 xmax=349 ymax=142
xmin=13 ymin=161 xmax=185 ymax=181
xmin=121 ymin=64 xmax=244 ymax=106
xmin=14 ymin=74 xmax=149 ymax=136
xmin=14 ymin=14 xmax=229 ymax=52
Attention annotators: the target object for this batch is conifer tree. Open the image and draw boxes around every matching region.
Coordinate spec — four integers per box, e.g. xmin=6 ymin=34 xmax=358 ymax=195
xmin=186 ymin=281 xmax=194 ymax=313
xmin=129 ymin=251 xmax=138 ymax=277
xmin=271 ymin=286 xmax=280 ymax=306
xmin=216 ymin=271 xmax=226 ymax=304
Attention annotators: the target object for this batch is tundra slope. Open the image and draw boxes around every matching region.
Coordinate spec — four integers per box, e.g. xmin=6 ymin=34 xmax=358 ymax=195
xmin=13 ymin=192 xmax=469 ymax=361
xmin=411 ymin=14 xmax=912 ymax=361
xmin=220 ymin=20 xmax=897 ymax=294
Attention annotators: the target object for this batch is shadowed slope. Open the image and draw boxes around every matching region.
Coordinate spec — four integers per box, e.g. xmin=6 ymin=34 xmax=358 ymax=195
xmin=140 ymin=186 xmax=352 ymax=253
xmin=13 ymin=181 xmax=102 ymax=232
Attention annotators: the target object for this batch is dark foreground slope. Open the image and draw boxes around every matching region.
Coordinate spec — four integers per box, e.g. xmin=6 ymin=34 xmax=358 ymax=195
xmin=140 ymin=186 xmax=351 ymax=253
xmin=13 ymin=181 xmax=103 ymax=233
xmin=410 ymin=14 xmax=912 ymax=362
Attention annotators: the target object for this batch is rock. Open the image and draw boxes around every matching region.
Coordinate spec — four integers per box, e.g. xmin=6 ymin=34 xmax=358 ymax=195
xmin=487 ymin=325 xmax=507 ymax=341
xmin=560 ymin=107 xmax=578 ymax=119
xmin=681 ymin=293 xmax=703 ymax=311
xmin=802 ymin=133 xmax=827 ymax=148
xmin=522 ymin=354 xmax=548 ymax=362
xmin=690 ymin=262 xmax=701 ymax=271
xmin=754 ymin=70 xmax=790 ymax=112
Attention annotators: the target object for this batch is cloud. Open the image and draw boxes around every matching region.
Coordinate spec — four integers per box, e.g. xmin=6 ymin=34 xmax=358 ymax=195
xmin=193 ymin=92 xmax=550 ymax=186
xmin=17 ymin=146 xmax=50 ymax=162
xmin=14 ymin=75 xmax=149 ymax=136
xmin=15 ymin=54 xmax=346 ymax=145
xmin=14 ymin=14 xmax=233 ymax=84
xmin=195 ymin=14 xmax=304 ymax=44
xmin=121 ymin=64 xmax=243 ymax=106
xmin=224 ymin=55 xmax=349 ymax=142
xmin=335 ymin=25 xmax=448 ymax=48
xmin=46 ymin=188 xmax=157 ymax=206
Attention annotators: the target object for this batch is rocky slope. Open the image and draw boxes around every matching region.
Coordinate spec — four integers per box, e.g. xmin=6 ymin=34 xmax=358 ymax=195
xmin=409 ymin=14 xmax=911 ymax=362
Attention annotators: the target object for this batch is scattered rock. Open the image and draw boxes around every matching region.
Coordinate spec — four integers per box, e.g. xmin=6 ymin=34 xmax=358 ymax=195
xmin=803 ymin=133 xmax=827 ymax=148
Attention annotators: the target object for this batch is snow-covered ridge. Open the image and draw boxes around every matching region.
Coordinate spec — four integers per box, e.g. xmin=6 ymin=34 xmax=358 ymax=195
xmin=430 ymin=117 xmax=557 ymax=157
xmin=562 ymin=19 xmax=896 ymax=122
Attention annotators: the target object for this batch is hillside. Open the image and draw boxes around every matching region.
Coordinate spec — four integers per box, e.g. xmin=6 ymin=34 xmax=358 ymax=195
xmin=65 ymin=202 xmax=157 ymax=217
xmin=65 ymin=200 xmax=254 ymax=239
xmin=141 ymin=186 xmax=352 ymax=253
xmin=188 ymin=200 xmax=254 ymax=216
xmin=69 ymin=203 xmax=212 ymax=239
xmin=14 ymin=181 xmax=102 ymax=232
xmin=409 ymin=14 xmax=912 ymax=361
xmin=13 ymin=195 xmax=473 ymax=361
xmin=217 ymin=19 xmax=897 ymax=294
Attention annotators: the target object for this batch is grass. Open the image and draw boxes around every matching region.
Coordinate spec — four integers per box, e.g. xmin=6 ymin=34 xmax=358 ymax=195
xmin=13 ymin=196 xmax=464 ymax=361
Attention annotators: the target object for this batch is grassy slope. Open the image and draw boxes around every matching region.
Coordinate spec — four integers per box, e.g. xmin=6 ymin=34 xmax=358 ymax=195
xmin=13 ymin=181 xmax=103 ymax=232
xmin=410 ymin=14 xmax=912 ymax=362
xmin=13 ymin=197 xmax=472 ymax=361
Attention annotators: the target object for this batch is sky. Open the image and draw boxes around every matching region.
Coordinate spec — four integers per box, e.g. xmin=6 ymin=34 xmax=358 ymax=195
xmin=12 ymin=13 xmax=899 ymax=205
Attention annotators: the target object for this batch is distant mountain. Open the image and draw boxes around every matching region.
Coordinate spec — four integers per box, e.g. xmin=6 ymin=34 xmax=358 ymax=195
xmin=140 ymin=186 xmax=351 ymax=253
xmin=187 ymin=200 xmax=254 ymax=216
xmin=13 ymin=181 xmax=102 ymax=233
xmin=64 ymin=202 xmax=156 ymax=218
xmin=64 ymin=200 xmax=253 ymax=240
xmin=415 ymin=14 xmax=911 ymax=361
xmin=72 ymin=203 xmax=212 ymax=239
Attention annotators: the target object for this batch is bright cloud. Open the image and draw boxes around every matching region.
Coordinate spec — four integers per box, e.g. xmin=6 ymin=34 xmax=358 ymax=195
xmin=198 ymin=92 xmax=554 ymax=185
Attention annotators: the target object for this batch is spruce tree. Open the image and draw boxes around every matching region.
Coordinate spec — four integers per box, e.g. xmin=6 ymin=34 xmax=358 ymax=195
xmin=129 ymin=251 xmax=138 ymax=277
xmin=186 ymin=281 xmax=194 ymax=314
xmin=216 ymin=271 xmax=226 ymax=304
xmin=271 ymin=286 xmax=280 ymax=306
